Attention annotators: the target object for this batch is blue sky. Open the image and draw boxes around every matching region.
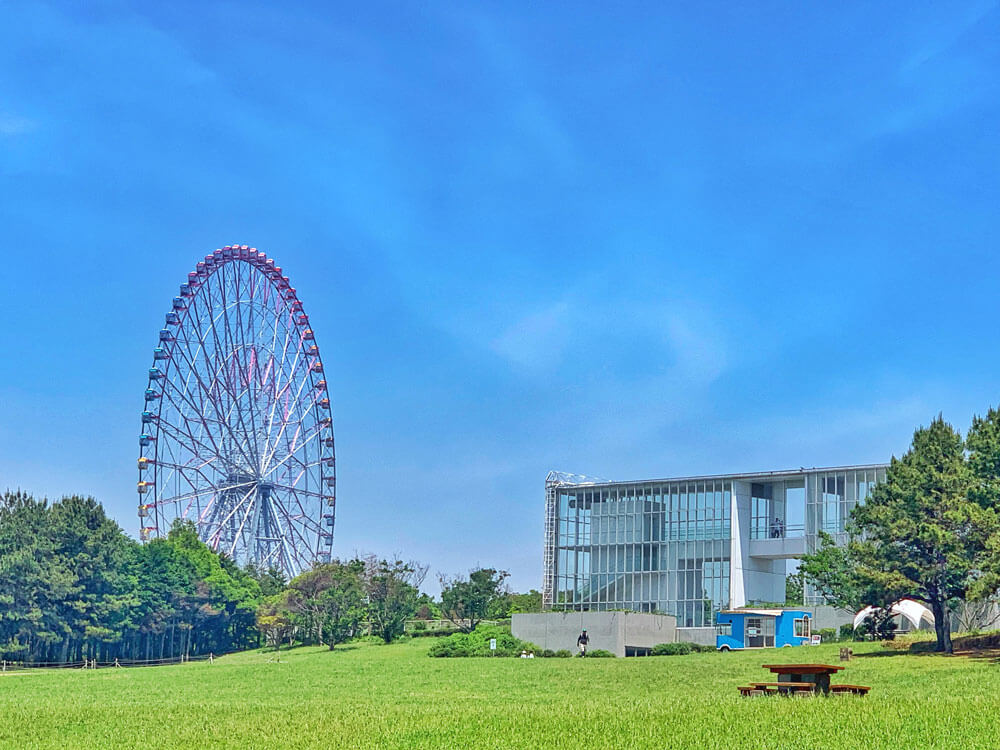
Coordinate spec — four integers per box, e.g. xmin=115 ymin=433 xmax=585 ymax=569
xmin=1 ymin=1 xmax=998 ymax=592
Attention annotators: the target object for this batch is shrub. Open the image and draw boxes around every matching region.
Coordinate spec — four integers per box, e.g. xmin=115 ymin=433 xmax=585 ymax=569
xmin=427 ymin=625 xmax=538 ymax=658
xmin=411 ymin=621 xmax=427 ymax=631
xmin=651 ymin=642 xmax=712 ymax=655
xmin=586 ymin=649 xmax=616 ymax=658
xmin=653 ymin=642 xmax=690 ymax=656
xmin=874 ymin=631 xmax=936 ymax=652
xmin=817 ymin=628 xmax=838 ymax=643
xmin=839 ymin=624 xmax=855 ymax=641
xmin=410 ymin=628 xmax=458 ymax=638
xmin=541 ymin=649 xmax=556 ymax=658
xmin=554 ymin=649 xmax=573 ymax=658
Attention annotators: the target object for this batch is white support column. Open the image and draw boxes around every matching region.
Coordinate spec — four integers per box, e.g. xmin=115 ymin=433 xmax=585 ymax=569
xmin=729 ymin=481 xmax=751 ymax=609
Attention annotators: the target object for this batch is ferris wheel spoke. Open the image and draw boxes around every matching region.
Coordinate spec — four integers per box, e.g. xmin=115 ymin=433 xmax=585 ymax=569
xmin=263 ymin=433 xmax=326 ymax=482
xmin=215 ymin=271 xmax=261 ymax=469
xmin=263 ymin=482 xmax=325 ymax=499
xmin=155 ymin=400 xmax=225 ymax=461
xmin=170 ymin=301 xmax=243 ymax=464
xmin=267 ymin=298 xmax=305 ymax=432
xmin=261 ymin=366 xmax=321 ymax=474
xmin=273 ymin=505 xmax=316 ymax=568
xmin=153 ymin=460 xmax=218 ymax=492
xmin=204 ymin=483 xmax=256 ymax=546
xmin=227 ymin=488 xmax=260 ymax=559
xmin=199 ymin=288 xmax=257 ymax=473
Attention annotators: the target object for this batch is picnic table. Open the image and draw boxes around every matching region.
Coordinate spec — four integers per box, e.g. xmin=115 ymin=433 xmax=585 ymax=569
xmin=738 ymin=664 xmax=870 ymax=697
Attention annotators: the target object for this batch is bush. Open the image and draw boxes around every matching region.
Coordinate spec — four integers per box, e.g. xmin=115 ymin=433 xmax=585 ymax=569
xmin=554 ymin=649 xmax=573 ymax=658
xmin=427 ymin=625 xmax=538 ymax=658
xmin=409 ymin=628 xmax=458 ymax=638
xmin=541 ymin=649 xmax=556 ymax=658
xmin=650 ymin=641 xmax=713 ymax=656
xmin=586 ymin=649 xmax=616 ymax=658
xmin=817 ymin=628 xmax=838 ymax=643
xmin=411 ymin=621 xmax=427 ymax=631
xmin=875 ymin=631 xmax=936 ymax=652
xmin=653 ymin=642 xmax=691 ymax=656
xmin=839 ymin=624 xmax=855 ymax=641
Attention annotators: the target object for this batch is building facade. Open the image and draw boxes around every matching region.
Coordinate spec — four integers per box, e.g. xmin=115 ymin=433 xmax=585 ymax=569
xmin=542 ymin=464 xmax=888 ymax=628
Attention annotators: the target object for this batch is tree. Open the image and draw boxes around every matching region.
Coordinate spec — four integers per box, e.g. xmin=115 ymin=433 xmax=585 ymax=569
xmin=509 ymin=590 xmax=543 ymax=614
xmin=850 ymin=416 xmax=990 ymax=653
xmin=784 ymin=570 xmax=804 ymax=607
xmin=490 ymin=589 xmax=543 ymax=618
xmin=964 ymin=407 xmax=1000 ymax=602
xmin=0 ymin=491 xmax=56 ymax=660
xmin=281 ymin=560 xmax=366 ymax=649
xmin=362 ymin=557 xmax=426 ymax=643
xmin=317 ymin=560 xmax=367 ymax=649
xmin=285 ymin=566 xmax=336 ymax=645
xmin=413 ymin=593 xmax=441 ymax=620
xmin=246 ymin=564 xmax=288 ymax=597
xmin=799 ymin=532 xmax=902 ymax=639
xmin=256 ymin=594 xmax=293 ymax=650
xmin=439 ymin=568 xmax=509 ymax=633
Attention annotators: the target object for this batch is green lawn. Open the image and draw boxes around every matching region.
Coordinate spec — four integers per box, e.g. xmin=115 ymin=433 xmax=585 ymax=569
xmin=2 ymin=638 xmax=999 ymax=749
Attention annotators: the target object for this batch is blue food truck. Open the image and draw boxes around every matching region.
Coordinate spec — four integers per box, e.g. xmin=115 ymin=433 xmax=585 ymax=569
xmin=715 ymin=609 xmax=813 ymax=650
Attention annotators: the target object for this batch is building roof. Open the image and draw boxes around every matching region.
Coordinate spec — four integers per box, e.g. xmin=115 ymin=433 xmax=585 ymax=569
xmin=545 ymin=464 xmax=888 ymax=488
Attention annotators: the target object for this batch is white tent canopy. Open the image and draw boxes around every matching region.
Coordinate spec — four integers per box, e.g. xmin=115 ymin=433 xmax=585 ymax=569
xmin=853 ymin=599 xmax=934 ymax=630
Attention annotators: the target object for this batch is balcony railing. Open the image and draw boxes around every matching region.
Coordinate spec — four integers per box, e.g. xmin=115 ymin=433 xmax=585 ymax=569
xmin=750 ymin=523 xmax=805 ymax=540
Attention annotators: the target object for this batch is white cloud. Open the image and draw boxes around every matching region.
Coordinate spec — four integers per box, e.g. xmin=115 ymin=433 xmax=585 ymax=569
xmin=490 ymin=300 xmax=572 ymax=372
xmin=662 ymin=312 xmax=728 ymax=386
xmin=0 ymin=113 xmax=35 ymax=136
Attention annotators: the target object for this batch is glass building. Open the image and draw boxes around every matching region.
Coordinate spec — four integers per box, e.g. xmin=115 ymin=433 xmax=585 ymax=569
xmin=543 ymin=464 xmax=887 ymax=628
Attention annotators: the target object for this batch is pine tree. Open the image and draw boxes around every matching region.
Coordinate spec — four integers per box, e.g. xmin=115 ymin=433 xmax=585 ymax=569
xmin=851 ymin=416 xmax=991 ymax=653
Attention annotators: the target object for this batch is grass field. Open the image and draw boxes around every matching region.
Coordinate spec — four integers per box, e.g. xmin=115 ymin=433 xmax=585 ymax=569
xmin=3 ymin=637 xmax=1000 ymax=749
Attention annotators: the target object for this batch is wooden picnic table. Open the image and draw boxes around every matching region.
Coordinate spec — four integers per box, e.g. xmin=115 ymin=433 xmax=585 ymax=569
xmin=739 ymin=664 xmax=869 ymax=697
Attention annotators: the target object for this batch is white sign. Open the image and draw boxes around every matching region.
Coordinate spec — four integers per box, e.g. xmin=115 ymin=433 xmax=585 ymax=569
xmin=489 ymin=638 xmax=497 ymax=651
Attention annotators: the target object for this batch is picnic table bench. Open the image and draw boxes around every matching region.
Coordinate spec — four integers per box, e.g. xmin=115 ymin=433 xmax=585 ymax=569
xmin=738 ymin=682 xmax=815 ymax=696
xmin=829 ymin=684 xmax=871 ymax=695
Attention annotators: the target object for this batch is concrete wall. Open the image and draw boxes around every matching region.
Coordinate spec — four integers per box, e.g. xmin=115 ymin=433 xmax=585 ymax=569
xmin=676 ymin=626 xmax=716 ymax=646
xmin=513 ymin=612 xmax=623 ymax=655
xmin=617 ymin=613 xmax=678 ymax=651
xmin=809 ymin=605 xmax=854 ymax=631
xmin=512 ymin=612 xmax=677 ymax=657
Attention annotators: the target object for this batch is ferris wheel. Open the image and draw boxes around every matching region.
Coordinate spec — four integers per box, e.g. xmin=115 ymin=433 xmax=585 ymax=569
xmin=137 ymin=245 xmax=335 ymax=578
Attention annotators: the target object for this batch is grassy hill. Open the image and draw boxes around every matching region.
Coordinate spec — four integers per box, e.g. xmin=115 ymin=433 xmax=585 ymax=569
xmin=2 ymin=637 xmax=1000 ymax=749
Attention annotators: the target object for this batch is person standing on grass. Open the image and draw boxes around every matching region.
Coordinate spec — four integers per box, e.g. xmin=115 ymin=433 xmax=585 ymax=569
xmin=577 ymin=629 xmax=589 ymax=657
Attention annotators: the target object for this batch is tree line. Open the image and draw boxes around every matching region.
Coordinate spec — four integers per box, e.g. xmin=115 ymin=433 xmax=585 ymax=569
xmin=0 ymin=490 xmax=540 ymax=663
xmin=257 ymin=564 xmax=540 ymax=650
xmin=800 ymin=409 xmax=1000 ymax=653
xmin=0 ymin=492 xmax=262 ymax=663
